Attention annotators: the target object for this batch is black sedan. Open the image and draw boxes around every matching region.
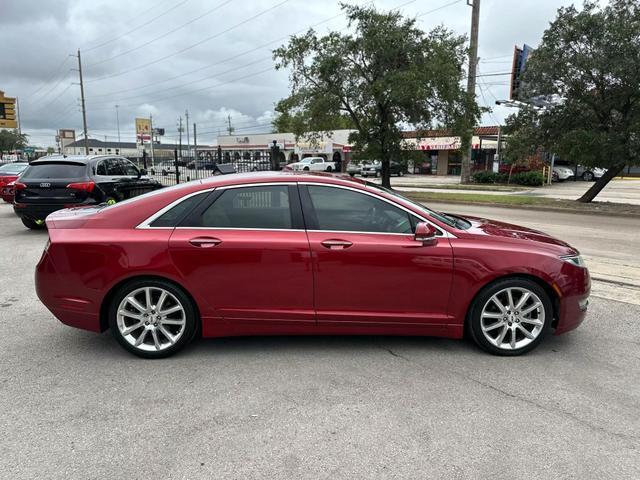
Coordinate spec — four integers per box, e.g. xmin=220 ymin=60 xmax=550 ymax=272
xmin=14 ymin=155 xmax=162 ymax=229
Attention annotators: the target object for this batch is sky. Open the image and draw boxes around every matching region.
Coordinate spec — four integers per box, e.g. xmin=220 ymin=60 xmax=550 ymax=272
xmin=0 ymin=0 xmax=588 ymax=148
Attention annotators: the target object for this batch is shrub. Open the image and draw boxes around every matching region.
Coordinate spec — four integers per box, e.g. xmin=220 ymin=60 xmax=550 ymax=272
xmin=510 ymin=171 xmax=545 ymax=186
xmin=472 ymin=171 xmax=508 ymax=184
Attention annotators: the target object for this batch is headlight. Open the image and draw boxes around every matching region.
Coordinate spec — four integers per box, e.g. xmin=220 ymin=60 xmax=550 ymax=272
xmin=561 ymin=255 xmax=586 ymax=268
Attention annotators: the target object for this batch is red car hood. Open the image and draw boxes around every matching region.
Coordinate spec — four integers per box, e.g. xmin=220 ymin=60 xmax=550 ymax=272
xmin=458 ymin=215 xmax=576 ymax=252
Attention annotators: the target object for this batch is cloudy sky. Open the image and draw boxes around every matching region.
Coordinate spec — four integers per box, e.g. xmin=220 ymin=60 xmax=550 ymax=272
xmin=1 ymin=0 xmax=586 ymax=147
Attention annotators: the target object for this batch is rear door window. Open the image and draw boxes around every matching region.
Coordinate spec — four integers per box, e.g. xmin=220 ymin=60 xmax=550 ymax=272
xmin=190 ymin=185 xmax=294 ymax=229
xmin=149 ymin=192 xmax=210 ymax=228
xmin=21 ymin=162 xmax=87 ymax=180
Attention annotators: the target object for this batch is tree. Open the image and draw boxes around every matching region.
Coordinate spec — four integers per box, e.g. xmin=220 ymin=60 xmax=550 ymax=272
xmin=273 ymin=3 xmax=480 ymax=188
xmin=0 ymin=129 xmax=28 ymax=159
xmin=505 ymin=0 xmax=640 ymax=202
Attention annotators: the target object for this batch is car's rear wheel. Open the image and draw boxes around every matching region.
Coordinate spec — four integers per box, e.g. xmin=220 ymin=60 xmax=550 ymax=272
xmin=582 ymin=171 xmax=594 ymax=181
xmin=21 ymin=217 xmax=46 ymax=230
xmin=468 ymin=278 xmax=552 ymax=356
xmin=108 ymin=279 xmax=198 ymax=358
xmin=326 ymin=166 xmax=333 ymax=172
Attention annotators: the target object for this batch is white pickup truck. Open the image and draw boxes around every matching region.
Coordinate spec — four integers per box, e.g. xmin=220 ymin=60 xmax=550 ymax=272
xmin=287 ymin=157 xmax=337 ymax=172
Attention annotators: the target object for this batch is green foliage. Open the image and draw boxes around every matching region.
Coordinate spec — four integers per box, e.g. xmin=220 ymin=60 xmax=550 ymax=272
xmin=510 ymin=171 xmax=545 ymax=186
xmin=472 ymin=170 xmax=543 ymax=186
xmin=273 ymin=3 xmax=480 ymax=187
xmin=0 ymin=129 xmax=28 ymax=156
xmin=503 ymin=0 xmax=640 ymax=200
xmin=472 ymin=171 xmax=506 ymax=184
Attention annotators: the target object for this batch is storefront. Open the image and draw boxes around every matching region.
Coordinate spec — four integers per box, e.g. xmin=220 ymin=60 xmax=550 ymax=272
xmin=403 ymin=127 xmax=500 ymax=175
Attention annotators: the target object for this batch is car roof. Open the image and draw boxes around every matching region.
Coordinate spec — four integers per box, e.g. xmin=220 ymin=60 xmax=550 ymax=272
xmin=30 ymin=154 xmax=120 ymax=165
xmin=197 ymin=171 xmax=367 ymax=189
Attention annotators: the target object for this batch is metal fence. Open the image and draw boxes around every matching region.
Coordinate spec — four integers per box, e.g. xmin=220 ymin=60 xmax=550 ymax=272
xmin=134 ymin=150 xmax=277 ymax=187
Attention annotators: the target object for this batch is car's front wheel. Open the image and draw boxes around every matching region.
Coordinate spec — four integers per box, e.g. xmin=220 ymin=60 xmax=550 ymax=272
xmin=468 ymin=278 xmax=552 ymax=356
xmin=108 ymin=279 xmax=198 ymax=358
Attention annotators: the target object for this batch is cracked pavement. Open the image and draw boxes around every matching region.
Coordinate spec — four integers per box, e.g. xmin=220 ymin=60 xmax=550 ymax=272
xmin=0 ymin=202 xmax=639 ymax=479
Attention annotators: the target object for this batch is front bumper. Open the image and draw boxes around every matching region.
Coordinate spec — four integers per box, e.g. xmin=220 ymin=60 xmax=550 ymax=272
xmin=554 ymin=266 xmax=591 ymax=335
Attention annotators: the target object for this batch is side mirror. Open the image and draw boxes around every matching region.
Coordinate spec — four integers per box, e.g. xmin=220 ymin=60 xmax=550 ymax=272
xmin=414 ymin=222 xmax=438 ymax=246
xmin=138 ymin=169 xmax=147 ymax=177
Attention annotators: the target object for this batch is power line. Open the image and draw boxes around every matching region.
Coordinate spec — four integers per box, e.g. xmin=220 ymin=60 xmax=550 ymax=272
xmin=86 ymin=0 xmax=233 ymax=68
xmin=25 ymin=56 xmax=71 ymax=100
xmin=416 ymin=0 xmax=464 ymax=17
xmin=86 ymin=0 xmax=291 ymax=84
xmin=83 ymin=0 xmax=190 ymax=52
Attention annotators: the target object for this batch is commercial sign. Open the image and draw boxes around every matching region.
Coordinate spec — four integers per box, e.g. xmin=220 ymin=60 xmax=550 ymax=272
xmin=135 ymin=117 xmax=151 ymax=144
xmin=510 ymin=44 xmax=534 ymax=101
xmin=0 ymin=91 xmax=17 ymax=129
xmin=295 ymin=141 xmax=333 ymax=155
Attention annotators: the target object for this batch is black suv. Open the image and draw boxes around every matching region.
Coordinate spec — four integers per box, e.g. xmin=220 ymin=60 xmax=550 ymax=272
xmin=14 ymin=155 xmax=162 ymax=229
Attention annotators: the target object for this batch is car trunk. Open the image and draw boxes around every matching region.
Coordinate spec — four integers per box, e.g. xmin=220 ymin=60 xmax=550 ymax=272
xmin=15 ymin=162 xmax=91 ymax=205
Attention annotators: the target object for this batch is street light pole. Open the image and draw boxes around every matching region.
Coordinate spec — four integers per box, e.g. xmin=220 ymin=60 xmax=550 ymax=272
xmin=76 ymin=49 xmax=89 ymax=155
xmin=115 ymin=104 xmax=121 ymax=155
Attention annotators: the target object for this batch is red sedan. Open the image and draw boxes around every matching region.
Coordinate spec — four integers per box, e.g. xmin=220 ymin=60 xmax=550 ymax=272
xmin=36 ymin=172 xmax=590 ymax=358
xmin=0 ymin=162 xmax=28 ymax=202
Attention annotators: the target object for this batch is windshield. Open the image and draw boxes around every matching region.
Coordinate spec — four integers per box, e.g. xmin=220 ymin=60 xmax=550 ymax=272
xmin=365 ymin=182 xmax=469 ymax=229
xmin=0 ymin=163 xmax=28 ymax=174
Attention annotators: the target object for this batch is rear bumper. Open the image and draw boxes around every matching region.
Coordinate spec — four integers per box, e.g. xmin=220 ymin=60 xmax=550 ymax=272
xmin=35 ymin=248 xmax=102 ymax=332
xmin=14 ymin=200 xmax=96 ymax=221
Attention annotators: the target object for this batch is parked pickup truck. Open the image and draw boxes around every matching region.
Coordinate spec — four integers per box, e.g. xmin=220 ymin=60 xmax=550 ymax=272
xmin=286 ymin=157 xmax=337 ymax=172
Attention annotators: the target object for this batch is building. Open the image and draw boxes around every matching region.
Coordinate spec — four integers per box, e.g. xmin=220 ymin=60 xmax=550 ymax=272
xmin=63 ymin=139 xmax=190 ymax=159
xmin=208 ymin=130 xmax=353 ymax=167
xmin=402 ymin=126 xmax=501 ymax=175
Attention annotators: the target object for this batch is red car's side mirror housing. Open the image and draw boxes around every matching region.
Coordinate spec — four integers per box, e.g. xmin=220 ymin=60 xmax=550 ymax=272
xmin=414 ymin=222 xmax=438 ymax=246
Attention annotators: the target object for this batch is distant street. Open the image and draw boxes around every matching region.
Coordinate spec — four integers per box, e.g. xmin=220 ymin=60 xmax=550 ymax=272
xmin=389 ymin=176 xmax=640 ymax=205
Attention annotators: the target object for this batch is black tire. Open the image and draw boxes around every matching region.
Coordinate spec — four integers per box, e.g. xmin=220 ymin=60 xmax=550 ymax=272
xmin=467 ymin=278 xmax=553 ymax=356
xmin=326 ymin=166 xmax=333 ymax=172
xmin=108 ymin=278 xmax=198 ymax=359
xmin=303 ymin=166 xmax=310 ymax=171
xmin=375 ymin=171 xmax=380 ymax=178
xmin=21 ymin=217 xmax=46 ymax=230
xmin=582 ymin=171 xmax=594 ymax=181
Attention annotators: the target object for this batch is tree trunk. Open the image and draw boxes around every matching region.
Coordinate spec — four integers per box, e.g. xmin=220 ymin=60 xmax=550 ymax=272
xmin=381 ymin=158 xmax=391 ymax=189
xmin=577 ymin=163 xmax=626 ymax=203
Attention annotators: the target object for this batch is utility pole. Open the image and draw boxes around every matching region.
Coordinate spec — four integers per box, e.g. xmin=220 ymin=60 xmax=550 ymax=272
xmin=460 ymin=0 xmax=480 ymax=184
xmin=149 ymin=114 xmax=155 ymax=168
xmin=185 ymin=110 xmax=190 ymax=158
xmin=193 ymin=123 xmax=198 ymax=162
xmin=115 ymin=105 xmax=121 ymax=155
xmin=76 ymin=49 xmax=89 ymax=155
xmin=16 ymin=97 xmax=22 ymax=136
xmin=227 ymin=114 xmax=234 ymax=135
xmin=178 ymin=116 xmax=183 ymax=161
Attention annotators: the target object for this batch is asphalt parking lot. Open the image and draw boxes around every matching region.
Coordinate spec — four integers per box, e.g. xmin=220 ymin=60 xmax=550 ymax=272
xmin=1 ymin=202 xmax=639 ymax=479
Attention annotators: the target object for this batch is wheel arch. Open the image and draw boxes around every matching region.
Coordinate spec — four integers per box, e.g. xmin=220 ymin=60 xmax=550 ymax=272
xmin=99 ymin=274 xmax=201 ymax=332
xmin=464 ymin=273 xmax=560 ymax=332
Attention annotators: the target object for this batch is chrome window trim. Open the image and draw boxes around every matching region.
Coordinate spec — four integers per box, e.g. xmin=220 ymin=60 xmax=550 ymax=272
xmin=136 ymin=188 xmax=216 ymax=229
xmin=299 ymin=181 xmax=456 ymax=239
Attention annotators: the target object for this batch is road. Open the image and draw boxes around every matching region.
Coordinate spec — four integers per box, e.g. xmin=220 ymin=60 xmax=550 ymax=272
xmin=0 ymin=202 xmax=639 ymax=479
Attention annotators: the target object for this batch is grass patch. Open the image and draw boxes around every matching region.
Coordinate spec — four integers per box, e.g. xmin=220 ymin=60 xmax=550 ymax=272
xmin=404 ymin=191 xmax=640 ymax=217
xmin=394 ymin=183 xmax=529 ymax=192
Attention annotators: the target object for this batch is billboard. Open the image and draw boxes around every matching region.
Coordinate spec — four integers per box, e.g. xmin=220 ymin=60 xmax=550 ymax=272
xmin=0 ymin=91 xmax=17 ymax=129
xmin=135 ymin=117 xmax=151 ymax=144
xmin=510 ymin=44 xmax=534 ymax=101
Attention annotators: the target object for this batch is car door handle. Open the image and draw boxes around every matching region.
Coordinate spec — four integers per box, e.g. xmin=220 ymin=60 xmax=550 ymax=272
xmin=321 ymin=239 xmax=353 ymax=250
xmin=189 ymin=237 xmax=222 ymax=248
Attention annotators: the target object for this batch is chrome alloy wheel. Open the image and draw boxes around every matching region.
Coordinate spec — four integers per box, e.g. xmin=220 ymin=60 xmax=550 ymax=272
xmin=116 ymin=287 xmax=186 ymax=352
xmin=480 ymin=287 xmax=545 ymax=351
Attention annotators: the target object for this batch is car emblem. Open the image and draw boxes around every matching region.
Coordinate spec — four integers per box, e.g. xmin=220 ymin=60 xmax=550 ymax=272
xmin=40 ymin=182 xmax=51 ymax=188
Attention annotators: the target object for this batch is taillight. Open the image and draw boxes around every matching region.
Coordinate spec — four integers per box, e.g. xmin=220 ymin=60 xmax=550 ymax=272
xmin=14 ymin=182 xmax=27 ymax=190
xmin=66 ymin=181 xmax=95 ymax=192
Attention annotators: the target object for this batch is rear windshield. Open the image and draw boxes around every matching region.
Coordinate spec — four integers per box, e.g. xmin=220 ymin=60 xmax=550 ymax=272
xmin=21 ymin=162 xmax=87 ymax=180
